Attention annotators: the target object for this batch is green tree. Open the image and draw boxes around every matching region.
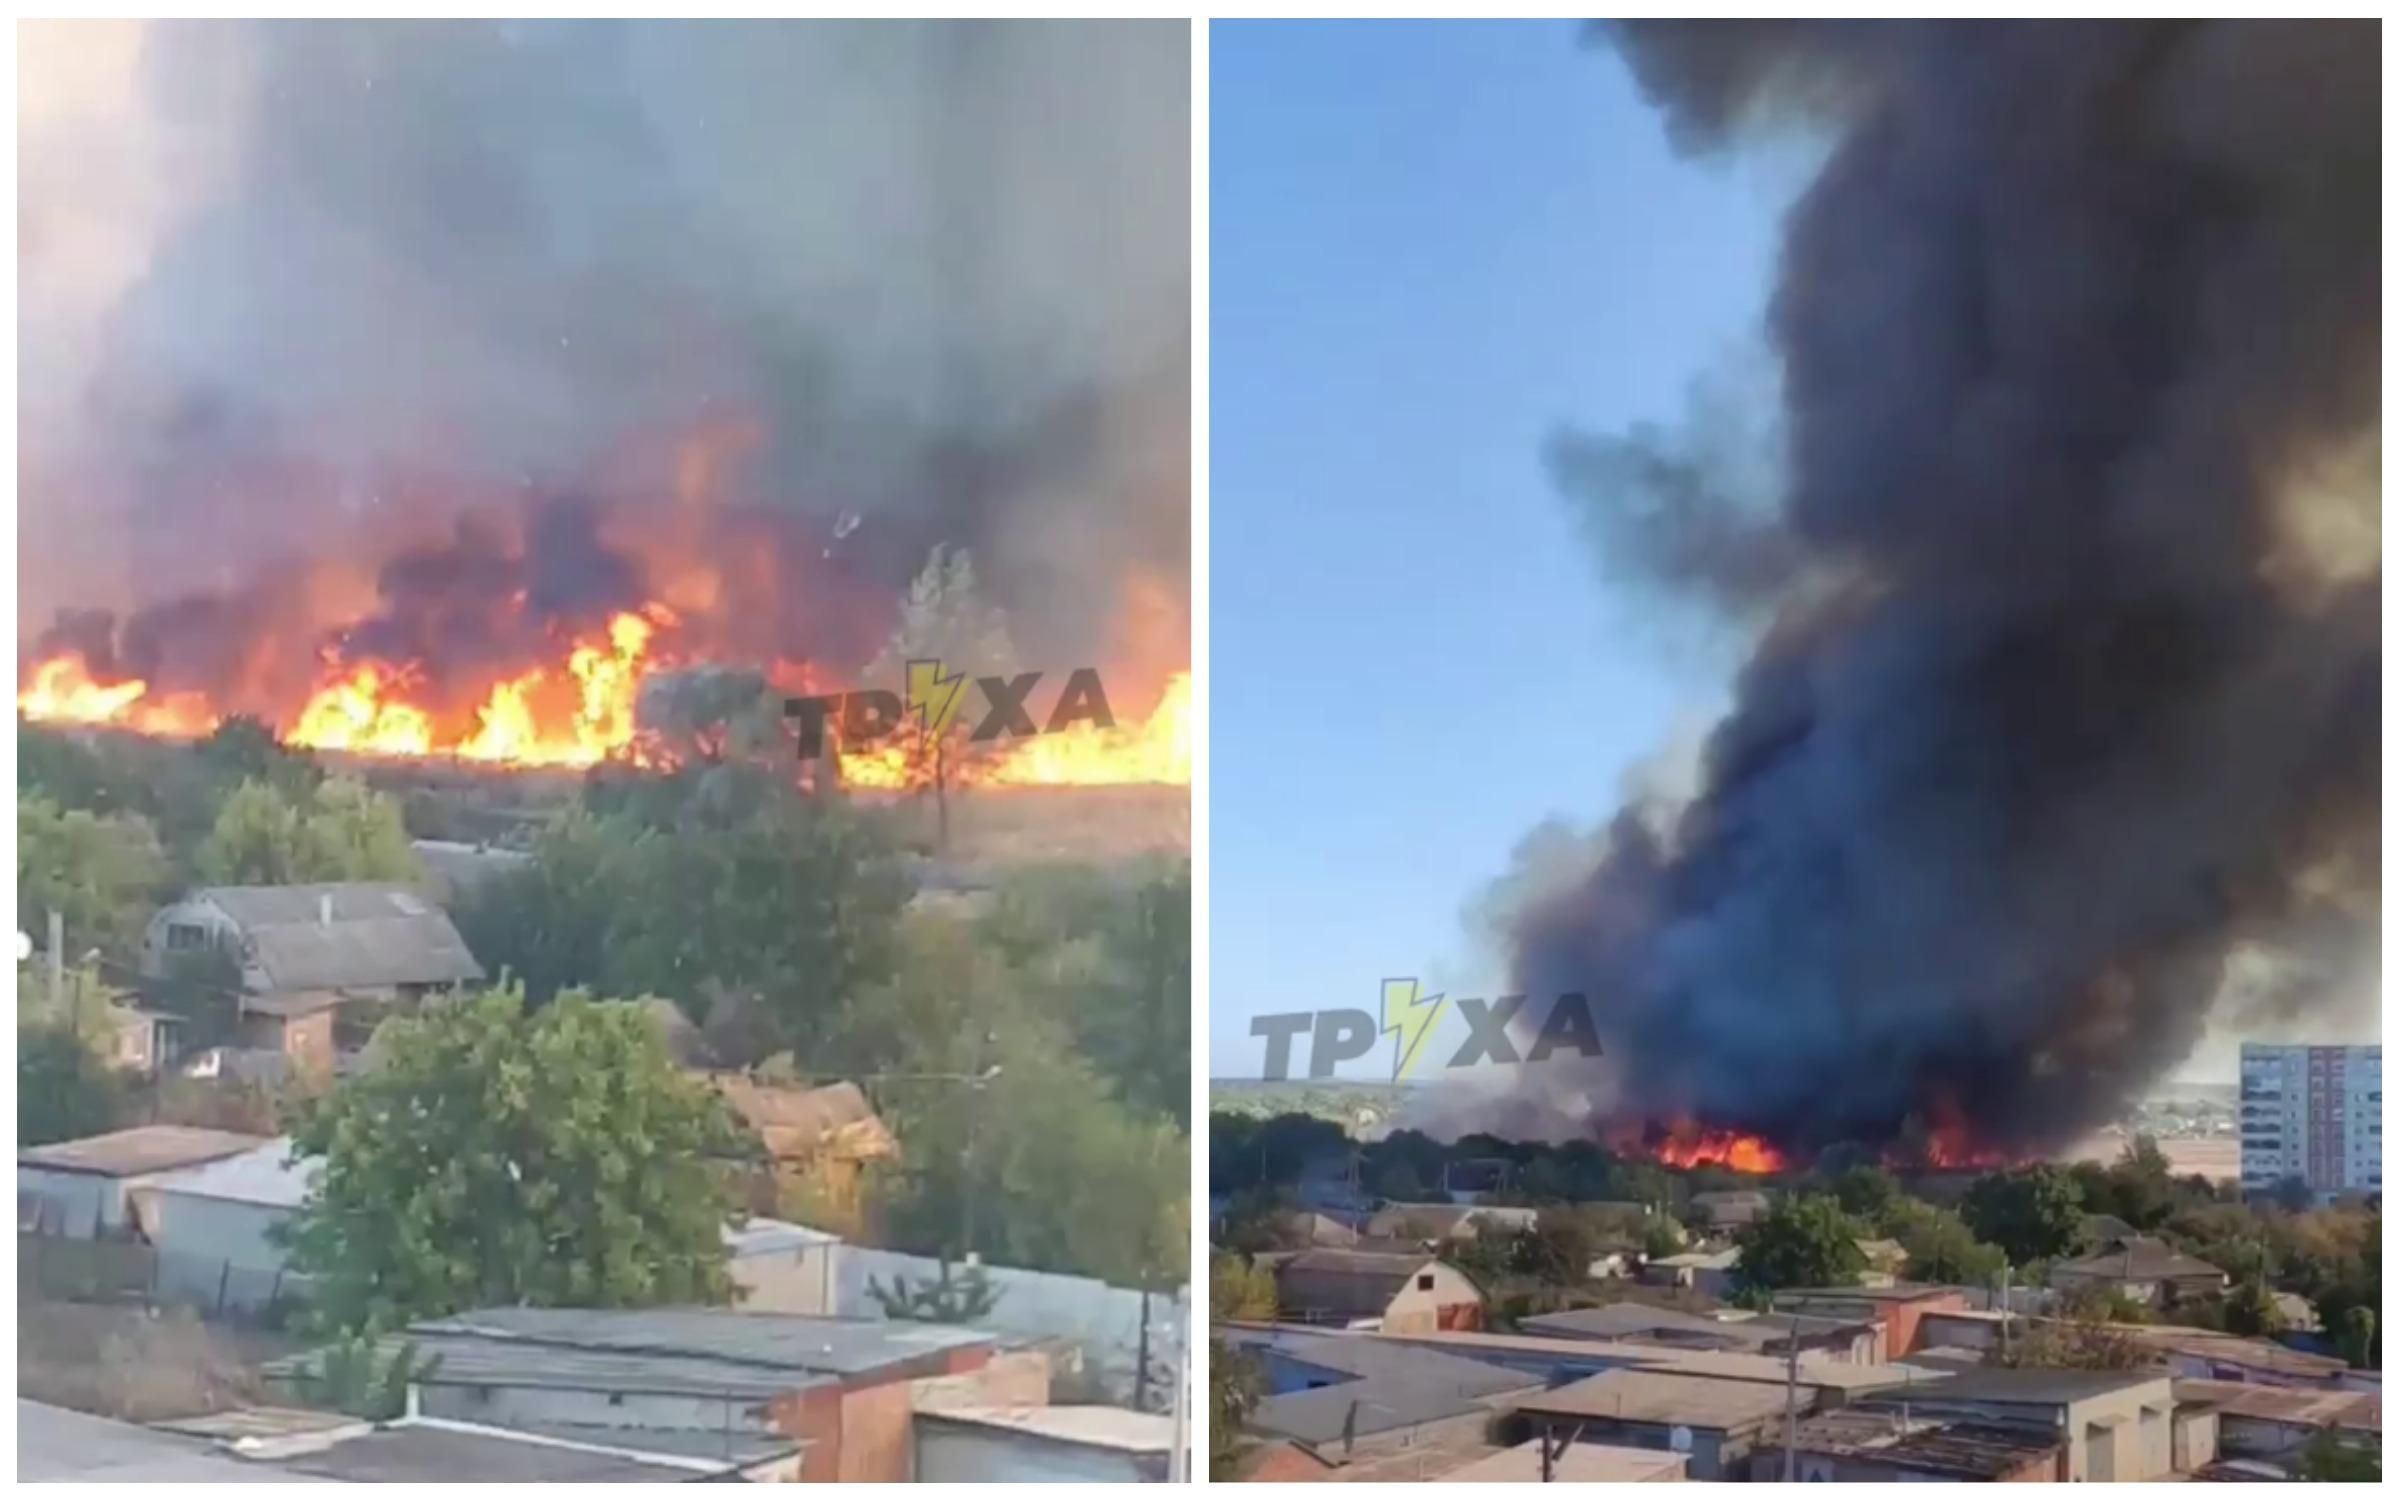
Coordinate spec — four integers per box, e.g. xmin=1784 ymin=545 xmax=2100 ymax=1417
xmin=2334 ymin=1305 xmax=2377 ymax=1370
xmin=194 ymin=715 xmax=322 ymax=799
xmin=868 ymin=1260 xmax=1003 ymax=1322
xmin=19 ymin=723 xmax=156 ymax=818
xmin=2296 ymin=1432 xmax=2379 ymax=1482
xmin=17 ymin=794 xmax=169 ymax=960
xmin=980 ymin=859 xmax=1191 ymax=1125
xmin=834 ymin=920 xmax=1187 ymax=1285
xmin=1736 ymin=1194 xmax=1867 ymax=1291
xmin=2223 ymin=1275 xmax=2286 ymax=1338
xmin=1210 ymin=1340 xmax=1263 ymax=1481
xmin=1828 ymin=1164 xmax=1903 ymax=1223
xmin=17 ymin=1023 xmax=128 ymax=1146
xmin=1511 ymin=1217 xmax=1601 ymax=1285
xmin=1211 ymin=1254 xmax=1278 ymax=1322
xmin=288 ymin=1336 xmax=437 ymax=1420
xmin=1962 ymin=1165 xmax=2085 ymax=1267
xmin=1995 ymin=1310 xmax=2146 ymax=1371
xmin=195 ymin=776 xmax=417 ymax=887
xmin=1883 ymin=1196 xmax=2007 ymax=1285
xmin=281 ymin=987 xmax=744 ymax=1336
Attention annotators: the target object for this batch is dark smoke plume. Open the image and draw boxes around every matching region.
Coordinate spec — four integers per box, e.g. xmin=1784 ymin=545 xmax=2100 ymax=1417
xmin=1495 ymin=21 xmax=2379 ymax=1156
xmin=20 ymin=21 xmax=1187 ymax=681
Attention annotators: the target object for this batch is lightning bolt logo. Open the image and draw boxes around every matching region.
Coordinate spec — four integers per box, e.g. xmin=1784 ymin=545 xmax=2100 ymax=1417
xmin=905 ymin=658 xmax=970 ymax=737
xmin=1382 ymin=977 xmax=1446 ymax=1083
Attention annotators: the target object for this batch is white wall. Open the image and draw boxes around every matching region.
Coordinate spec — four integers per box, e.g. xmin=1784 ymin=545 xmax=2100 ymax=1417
xmin=145 ymin=1192 xmax=300 ymax=1311
xmin=730 ymin=1241 xmax=841 ymax=1316
xmin=834 ymin=1247 xmax=1186 ymax=1405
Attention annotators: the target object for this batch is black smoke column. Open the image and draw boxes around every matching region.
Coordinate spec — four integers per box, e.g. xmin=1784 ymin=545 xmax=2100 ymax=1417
xmin=1503 ymin=20 xmax=2379 ymax=1157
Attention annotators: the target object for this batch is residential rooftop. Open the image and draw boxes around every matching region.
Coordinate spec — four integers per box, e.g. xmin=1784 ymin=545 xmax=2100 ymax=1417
xmin=1515 ymin=1368 xmax=1797 ymax=1429
xmin=19 ymin=1125 xmax=268 ymax=1179
xmin=2052 ymin=1235 xmax=2227 ymax=1283
xmin=190 ymin=882 xmax=484 ymax=991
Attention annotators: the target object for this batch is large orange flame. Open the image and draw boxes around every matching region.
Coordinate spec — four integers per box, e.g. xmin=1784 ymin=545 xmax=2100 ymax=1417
xmin=835 ymin=671 xmax=1192 ymax=790
xmin=1641 ymin=1121 xmax=1789 ymax=1175
xmin=22 ymin=619 xmax=1192 ymax=788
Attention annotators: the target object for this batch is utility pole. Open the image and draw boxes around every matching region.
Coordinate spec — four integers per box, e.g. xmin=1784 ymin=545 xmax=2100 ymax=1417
xmin=1999 ymin=1262 xmax=2013 ymax=1363
xmin=1781 ymin=1310 xmax=1800 ymax=1481
xmin=1167 ymin=1337 xmax=1189 ymax=1482
xmin=48 ymin=910 xmax=66 ymax=1035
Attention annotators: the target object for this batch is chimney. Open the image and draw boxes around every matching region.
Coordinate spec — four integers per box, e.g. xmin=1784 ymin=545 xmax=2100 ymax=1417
xmin=319 ymin=894 xmax=333 ymax=927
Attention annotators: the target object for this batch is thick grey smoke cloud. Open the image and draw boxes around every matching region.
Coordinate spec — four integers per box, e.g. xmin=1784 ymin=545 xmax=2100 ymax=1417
xmin=1497 ymin=20 xmax=2379 ymax=1155
xmin=20 ymin=20 xmax=1187 ymax=677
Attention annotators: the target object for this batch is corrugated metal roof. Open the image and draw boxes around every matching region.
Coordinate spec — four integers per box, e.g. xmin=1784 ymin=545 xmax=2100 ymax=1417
xmin=196 ymin=883 xmax=485 ymax=991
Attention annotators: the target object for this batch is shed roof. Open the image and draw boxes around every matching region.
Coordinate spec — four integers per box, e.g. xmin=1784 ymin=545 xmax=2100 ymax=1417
xmin=2173 ymin=1379 xmax=2380 ymax=1433
xmin=410 ymin=1306 xmax=993 ymax=1378
xmin=1515 ymin=1368 xmax=1796 ymax=1429
xmin=19 ymin=1125 xmax=268 ymax=1179
xmin=918 ymin=1405 xmax=1175 ymax=1454
xmin=14 ymin=1401 xmax=316 ymax=1483
xmin=270 ymin=1334 xmax=828 ymax=1402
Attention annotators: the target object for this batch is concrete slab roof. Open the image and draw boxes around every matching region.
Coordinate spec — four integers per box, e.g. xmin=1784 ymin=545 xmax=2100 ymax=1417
xmin=919 ymin=1404 xmax=1177 ymax=1453
xmin=19 ymin=1126 xmax=268 ymax=1179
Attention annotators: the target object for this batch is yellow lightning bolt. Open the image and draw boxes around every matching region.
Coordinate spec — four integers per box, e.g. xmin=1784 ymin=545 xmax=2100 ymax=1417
xmin=1382 ymin=977 xmax=1445 ymax=1083
xmin=906 ymin=657 xmax=970 ymax=737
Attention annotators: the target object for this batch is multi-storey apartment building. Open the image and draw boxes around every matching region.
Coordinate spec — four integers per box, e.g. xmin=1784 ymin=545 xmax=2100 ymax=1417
xmin=2239 ymin=1044 xmax=2381 ymax=1199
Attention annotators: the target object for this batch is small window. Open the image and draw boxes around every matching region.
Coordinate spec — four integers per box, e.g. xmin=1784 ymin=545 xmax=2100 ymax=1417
xmin=166 ymin=923 xmax=206 ymax=951
xmin=1417 ymin=1273 xmax=1434 ymax=1291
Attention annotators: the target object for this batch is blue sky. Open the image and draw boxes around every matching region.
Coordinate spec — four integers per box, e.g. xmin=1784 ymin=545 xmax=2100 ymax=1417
xmin=1209 ymin=21 xmax=1800 ymax=1078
